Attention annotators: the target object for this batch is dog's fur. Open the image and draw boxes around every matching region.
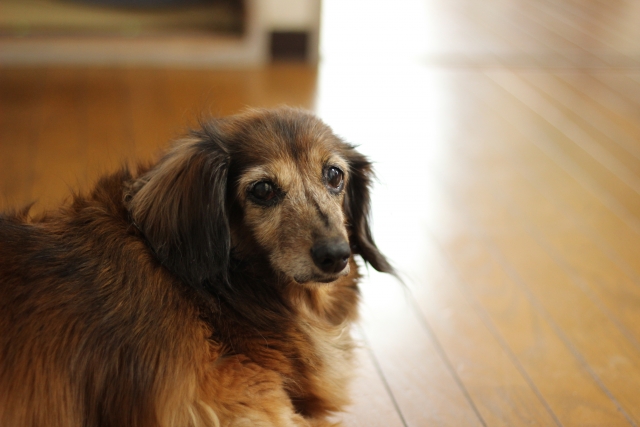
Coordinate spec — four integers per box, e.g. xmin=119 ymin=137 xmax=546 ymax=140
xmin=0 ymin=108 xmax=392 ymax=427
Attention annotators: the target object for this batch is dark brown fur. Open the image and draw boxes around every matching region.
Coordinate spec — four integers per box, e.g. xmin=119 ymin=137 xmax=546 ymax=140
xmin=0 ymin=108 xmax=393 ymax=427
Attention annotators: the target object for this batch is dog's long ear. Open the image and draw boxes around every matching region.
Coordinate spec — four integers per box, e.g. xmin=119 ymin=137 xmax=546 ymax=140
xmin=127 ymin=131 xmax=230 ymax=287
xmin=342 ymin=145 xmax=395 ymax=275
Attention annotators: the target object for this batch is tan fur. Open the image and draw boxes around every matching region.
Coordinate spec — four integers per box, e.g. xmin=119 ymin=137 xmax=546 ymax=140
xmin=0 ymin=108 xmax=393 ymax=427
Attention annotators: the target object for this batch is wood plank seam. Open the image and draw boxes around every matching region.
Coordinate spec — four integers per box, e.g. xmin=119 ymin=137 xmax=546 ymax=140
xmin=357 ymin=325 xmax=409 ymax=427
xmin=461 ymin=75 xmax=640 ymax=284
xmin=430 ymin=171 xmax=638 ymax=427
xmin=423 ymin=229 xmax=565 ymax=427
xmin=404 ymin=295 xmax=489 ymax=427
xmin=476 ymin=74 xmax=640 ymax=235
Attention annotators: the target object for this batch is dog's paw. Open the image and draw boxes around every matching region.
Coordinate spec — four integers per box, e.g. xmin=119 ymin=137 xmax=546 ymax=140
xmin=201 ymin=355 xmax=312 ymax=427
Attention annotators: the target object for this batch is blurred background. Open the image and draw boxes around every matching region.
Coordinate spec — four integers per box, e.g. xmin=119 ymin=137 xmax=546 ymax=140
xmin=2 ymin=0 xmax=640 ymax=426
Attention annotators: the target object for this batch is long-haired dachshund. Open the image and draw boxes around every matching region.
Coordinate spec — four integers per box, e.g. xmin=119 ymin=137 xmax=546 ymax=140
xmin=0 ymin=108 xmax=393 ymax=427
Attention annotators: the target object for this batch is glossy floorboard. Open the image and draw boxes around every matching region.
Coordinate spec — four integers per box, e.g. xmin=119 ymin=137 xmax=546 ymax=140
xmin=2 ymin=0 xmax=640 ymax=425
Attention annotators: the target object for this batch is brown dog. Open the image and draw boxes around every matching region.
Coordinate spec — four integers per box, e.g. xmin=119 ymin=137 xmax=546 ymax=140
xmin=0 ymin=108 xmax=393 ymax=427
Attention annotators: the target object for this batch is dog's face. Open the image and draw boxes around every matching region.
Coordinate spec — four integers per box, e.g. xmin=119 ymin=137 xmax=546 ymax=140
xmin=232 ymin=123 xmax=352 ymax=284
xmin=128 ymin=108 xmax=392 ymax=288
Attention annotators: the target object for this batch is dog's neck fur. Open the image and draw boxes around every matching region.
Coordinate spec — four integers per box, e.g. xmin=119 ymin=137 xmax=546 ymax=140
xmin=221 ymin=198 xmax=358 ymax=327
xmin=209 ymin=249 xmax=360 ymax=333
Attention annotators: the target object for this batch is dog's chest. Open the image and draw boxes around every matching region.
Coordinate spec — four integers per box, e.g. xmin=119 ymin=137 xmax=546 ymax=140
xmin=311 ymin=322 xmax=353 ymax=378
xmin=295 ymin=305 xmax=356 ymax=409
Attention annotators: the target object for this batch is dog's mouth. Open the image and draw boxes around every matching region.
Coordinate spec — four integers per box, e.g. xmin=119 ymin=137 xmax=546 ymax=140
xmin=293 ymin=275 xmax=340 ymax=285
xmin=293 ymin=264 xmax=350 ymax=285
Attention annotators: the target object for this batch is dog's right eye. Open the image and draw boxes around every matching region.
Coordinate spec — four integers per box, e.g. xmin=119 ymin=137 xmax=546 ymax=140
xmin=324 ymin=166 xmax=344 ymax=193
xmin=249 ymin=181 xmax=279 ymax=206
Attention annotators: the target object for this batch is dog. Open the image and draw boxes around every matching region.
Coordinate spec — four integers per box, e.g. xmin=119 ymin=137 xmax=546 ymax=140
xmin=0 ymin=107 xmax=393 ymax=427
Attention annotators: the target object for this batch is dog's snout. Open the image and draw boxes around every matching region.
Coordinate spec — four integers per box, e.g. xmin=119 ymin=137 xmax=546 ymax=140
xmin=311 ymin=239 xmax=351 ymax=274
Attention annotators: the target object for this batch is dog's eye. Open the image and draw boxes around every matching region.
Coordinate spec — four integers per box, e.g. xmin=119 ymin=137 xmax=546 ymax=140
xmin=325 ymin=167 xmax=344 ymax=192
xmin=249 ymin=181 xmax=279 ymax=205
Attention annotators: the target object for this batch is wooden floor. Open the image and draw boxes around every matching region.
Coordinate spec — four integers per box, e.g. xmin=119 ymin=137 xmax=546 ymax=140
xmin=3 ymin=0 xmax=640 ymax=425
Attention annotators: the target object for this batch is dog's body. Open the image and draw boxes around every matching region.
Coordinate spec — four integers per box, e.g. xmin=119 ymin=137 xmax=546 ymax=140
xmin=0 ymin=108 xmax=392 ymax=427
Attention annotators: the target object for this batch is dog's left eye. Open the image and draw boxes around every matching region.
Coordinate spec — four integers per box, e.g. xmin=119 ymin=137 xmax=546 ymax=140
xmin=325 ymin=167 xmax=344 ymax=192
xmin=249 ymin=181 xmax=279 ymax=205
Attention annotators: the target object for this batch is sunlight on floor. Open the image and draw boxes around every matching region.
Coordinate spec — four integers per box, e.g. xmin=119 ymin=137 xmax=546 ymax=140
xmin=314 ymin=0 xmax=463 ymax=338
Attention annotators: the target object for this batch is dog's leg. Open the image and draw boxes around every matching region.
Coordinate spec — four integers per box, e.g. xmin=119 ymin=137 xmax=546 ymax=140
xmin=200 ymin=355 xmax=311 ymax=427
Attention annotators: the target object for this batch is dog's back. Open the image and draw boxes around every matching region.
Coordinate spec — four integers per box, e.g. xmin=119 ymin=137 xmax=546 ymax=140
xmin=0 ymin=173 xmax=213 ymax=427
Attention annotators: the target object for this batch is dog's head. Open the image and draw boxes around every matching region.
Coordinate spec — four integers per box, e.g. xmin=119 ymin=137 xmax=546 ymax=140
xmin=127 ymin=108 xmax=392 ymax=288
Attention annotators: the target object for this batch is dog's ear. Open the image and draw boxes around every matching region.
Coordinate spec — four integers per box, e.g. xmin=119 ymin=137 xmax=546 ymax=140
xmin=127 ymin=130 xmax=230 ymax=287
xmin=342 ymin=145 xmax=395 ymax=275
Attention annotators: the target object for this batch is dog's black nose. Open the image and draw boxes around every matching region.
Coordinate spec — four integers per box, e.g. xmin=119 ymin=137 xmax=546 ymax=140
xmin=311 ymin=239 xmax=351 ymax=274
